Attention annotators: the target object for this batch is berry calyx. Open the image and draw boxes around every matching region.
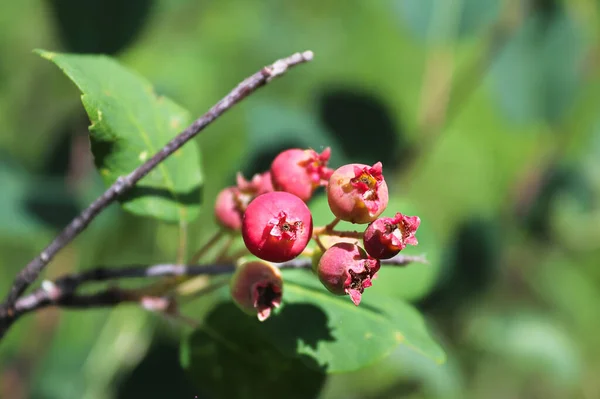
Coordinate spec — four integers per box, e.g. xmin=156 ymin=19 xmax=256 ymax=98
xmin=327 ymin=162 xmax=389 ymax=224
xmin=316 ymin=242 xmax=380 ymax=306
xmin=363 ymin=213 xmax=421 ymax=259
xmin=230 ymin=260 xmax=283 ymax=321
xmin=236 ymin=171 xmax=274 ymax=196
xmin=242 ymin=191 xmax=313 ymax=262
xmin=214 ymin=171 xmax=274 ymax=231
xmin=270 ymin=147 xmax=333 ymax=202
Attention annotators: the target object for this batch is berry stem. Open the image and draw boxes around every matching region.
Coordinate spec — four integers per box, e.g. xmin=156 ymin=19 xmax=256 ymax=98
xmin=325 ymin=217 xmax=341 ymax=231
xmin=3 ymin=254 xmax=426 ymax=322
xmin=312 ymin=217 xmax=341 ymax=235
xmin=323 ymin=229 xmax=364 ymax=240
xmin=313 ymin=235 xmax=327 ymax=252
xmin=178 ymin=278 xmax=230 ymax=304
xmin=188 ymin=230 xmax=225 ymax=264
xmin=301 ymin=247 xmax=315 ymax=257
xmin=215 ymin=235 xmax=235 ymax=263
xmin=176 ymin=220 xmax=188 ymax=265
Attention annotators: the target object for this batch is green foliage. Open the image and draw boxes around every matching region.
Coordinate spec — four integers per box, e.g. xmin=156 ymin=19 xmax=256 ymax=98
xmin=37 ymin=49 xmax=203 ymax=223
xmin=490 ymin=11 xmax=586 ymax=124
xmin=3 ymin=1 xmax=600 ymax=399
xmin=181 ymin=302 xmax=326 ymax=399
xmin=181 ymin=269 xmax=444 ymax=396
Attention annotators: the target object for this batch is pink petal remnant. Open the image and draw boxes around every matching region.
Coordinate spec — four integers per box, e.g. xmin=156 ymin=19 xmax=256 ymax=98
xmin=271 ymin=147 xmax=334 ymax=202
xmin=236 ymin=171 xmax=274 ymax=196
xmin=316 ymin=242 xmax=381 ymax=306
xmin=267 ymin=211 xmax=303 ymax=240
xmin=299 ymin=147 xmax=334 ymax=188
xmin=350 ymin=162 xmax=383 ymax=194
xmin=363 ymin=212 xmax=421 ymax=259
xmin=253 ymin=280 xmax=283 ymax=322
xmin=385 ymin=212 xmax=420 ymax=249
xmin=230 ymin=260 xmax=283 ymax=322
xmin=350 ymin=162 xmax=384 ymax=212
xmin=327 ymin=162 xmax=389 ymax=224
xmin=344 ymin=258 xmax=380 ymax=306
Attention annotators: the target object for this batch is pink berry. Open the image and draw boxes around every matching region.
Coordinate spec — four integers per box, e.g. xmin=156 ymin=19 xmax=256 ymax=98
xmin=316 ymin=242 xmax=380 ymax=306
xmin=230 ymin=260 xmax=283 ymax=321
xmin=214 ymin=171 xmax=274 ymax=231
xmin=327 ymin=162 xmax=389 ymax=224
xmin=270 ymin=147 xmax=333 ymax=202
xmin=363 ymin=213 xmax=421 ymax=259
xmin=236 ymin=171 xmax=274 ymax=196
xmin=214 ymin=186 xmax=243 ymax=230
xmin=242 ymin=191 xmax=313 ymax=262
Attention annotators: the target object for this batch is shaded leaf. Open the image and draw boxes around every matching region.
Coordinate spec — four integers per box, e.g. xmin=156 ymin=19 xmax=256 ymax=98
xmin=489 ymin=12 xmax=585 ymax=125
xmin=252 ymin=269 xmax=443 ymax=372
xmin=47 ymin=0 xmax=154 ymax=55
xmin=395 ymin=0 xmax=500 ymax=41
xmin=242 ymin=100 xmax=347 ymax=177
xmin=37 ymin=49 xmax=202 ymax=223
xmin=181 ymin=302 xmax=326 ymax=399
xmin=182 ymin=270 xmax=444 ymax=378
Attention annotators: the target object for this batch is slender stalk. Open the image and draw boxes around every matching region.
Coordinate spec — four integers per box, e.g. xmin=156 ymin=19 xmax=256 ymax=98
xmin=176 ymin=221 xmax=188 ymax=265
xmin=188 ymin=230 xmax=225 ymax=264
xmin=313 ymin=235 xmax=327 ymax=252
xmin=215 ymin=235 xmax=235 ymax=263
xmin=1 ymin=254 xmax=425 ymax=326
xmin=320 ymin=229 xmax=363 ymax=240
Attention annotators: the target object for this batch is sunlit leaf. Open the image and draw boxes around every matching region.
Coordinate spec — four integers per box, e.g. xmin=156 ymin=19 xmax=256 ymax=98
xmin=37 ymin=50 xmax=203 ymax=223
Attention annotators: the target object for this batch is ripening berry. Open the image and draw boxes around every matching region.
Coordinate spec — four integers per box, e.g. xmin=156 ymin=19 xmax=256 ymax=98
xmin=214 ymin=171 xmax=274 ymax=231
xmin=242 ymin=191 xmax=313 ymax=262
xmin=327 ymin=162 xmax=389 ymax=224
xmin=316 ymin=242 xmax=380 ymax=306
xmin=230 ymin=260 xmax=283 ymax=321
xmin=363 ymin=213 xmax=421 ymax=259
xmin=214 ymin=186 xmax=243 ymax=230
xmin=236 ymin=171 xmax=274 ymax=196
xmin=270 ymin=147 xmax=333 ymax=202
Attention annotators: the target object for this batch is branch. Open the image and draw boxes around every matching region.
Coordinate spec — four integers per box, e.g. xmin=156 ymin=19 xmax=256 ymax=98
xmin=0 ymin=50 xmax=314 ymax=329
xmin=0 ymin=254 xmax=426 ymax=326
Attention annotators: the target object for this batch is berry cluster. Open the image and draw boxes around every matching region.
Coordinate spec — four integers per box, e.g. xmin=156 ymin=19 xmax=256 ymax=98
xmin=215 ymin=148 xmax=420 ymax=320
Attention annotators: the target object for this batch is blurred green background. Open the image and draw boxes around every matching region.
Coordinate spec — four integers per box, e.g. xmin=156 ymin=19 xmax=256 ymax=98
xmin=2 ymin=0 xmax=600 ymax=398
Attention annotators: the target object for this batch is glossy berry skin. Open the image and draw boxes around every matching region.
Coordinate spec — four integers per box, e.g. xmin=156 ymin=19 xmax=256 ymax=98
xmin=214 ymin=171 xmax=274 ymax=231
xmin=270 ymin=147 xmax=333 ymax=202
xmin=327 ymin=162 xmax=389 ymax=224
xmin=316 ymin=242 xmax=380 ymax=306
xmin=363 ymin=213 xmax=421 ymax=259
xmin=242 ymin=191 xmax=313 ymax=263
xmin=230 ymin=260 xmax=283 ymax=322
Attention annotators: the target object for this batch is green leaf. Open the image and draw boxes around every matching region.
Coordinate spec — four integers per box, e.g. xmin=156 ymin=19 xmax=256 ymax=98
xmin=394 ymin=0 xmax=500 ymax=41
xmin=489 ymin=13 xmax=585 ymax=125
xmin=181 ymin=302 xmax=326 ymax=399
xmin=37 ymin=49 xmax=202 ymax=223
xmin=183 ymin=270 xmax=445 ymax=376
xmin=270 ymin=269 xmax=446 ymax=372
xmin=466 ymin=310 xmax=581 ymax=387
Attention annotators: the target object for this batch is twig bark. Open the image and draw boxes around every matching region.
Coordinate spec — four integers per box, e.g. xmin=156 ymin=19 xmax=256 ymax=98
xmin=0 ymin=50 xmax=314 ymax=337
xmin=1 ymin=254 xmax=426 ymax=327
